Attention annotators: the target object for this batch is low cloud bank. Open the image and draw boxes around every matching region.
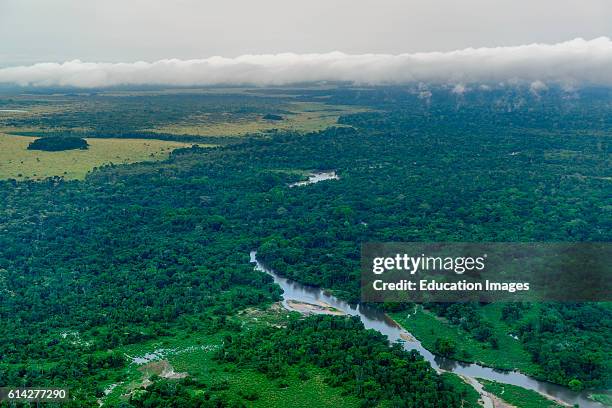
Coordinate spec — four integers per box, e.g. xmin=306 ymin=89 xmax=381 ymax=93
xmin=1 ymin=38 xmax=611 ymax=88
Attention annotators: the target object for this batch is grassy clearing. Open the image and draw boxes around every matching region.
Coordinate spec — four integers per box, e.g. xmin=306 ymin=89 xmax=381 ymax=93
xmin=390 ymin=304 xmax=540 ymax=375
xmin=0 ymin=133 xmax=195 ymax=180
xmin=150 ymin=102 xmax=367 ymax=136
xmin=478 ymin=379 xmax=564 ymax=408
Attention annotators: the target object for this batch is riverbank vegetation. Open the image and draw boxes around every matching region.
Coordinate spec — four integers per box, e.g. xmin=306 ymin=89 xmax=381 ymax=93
xmin=478 ymin=379 xmax=565 ymax=408
xmin=392 ymin=301 xmax=611 ymax=390
xmin=390 ymin=306 xmax=539 ymax=374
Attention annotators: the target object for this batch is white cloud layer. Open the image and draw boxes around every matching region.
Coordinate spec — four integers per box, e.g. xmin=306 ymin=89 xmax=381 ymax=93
xmin=1 ymin=38 xmax=611 ymax=88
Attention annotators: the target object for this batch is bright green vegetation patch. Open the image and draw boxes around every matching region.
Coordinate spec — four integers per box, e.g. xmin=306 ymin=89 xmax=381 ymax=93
xmin=478 ymin=379 xmax=564 ymax=408
xmin=0 ymin=133 xmax=194 ymax=180
xmin=390 ymin=306 xmax=539 ymax=375
xmin=590 ymin=393 xmax=612 ymax=407
xmin=172 ymin=356 xmax=360 ymax=408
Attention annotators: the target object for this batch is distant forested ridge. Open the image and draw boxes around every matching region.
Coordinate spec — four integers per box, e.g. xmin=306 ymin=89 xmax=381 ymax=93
xmin=0 ymin=86 xmax=610 ymax=405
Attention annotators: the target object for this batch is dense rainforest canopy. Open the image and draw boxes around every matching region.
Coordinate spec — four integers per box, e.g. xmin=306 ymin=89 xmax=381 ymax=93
xmin=0 ymin=85 xmax=610 ymax=406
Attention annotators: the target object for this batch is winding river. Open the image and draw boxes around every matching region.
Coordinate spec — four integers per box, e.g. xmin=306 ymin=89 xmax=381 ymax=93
xmin=250 ymin=251 xmax=604 ymax=408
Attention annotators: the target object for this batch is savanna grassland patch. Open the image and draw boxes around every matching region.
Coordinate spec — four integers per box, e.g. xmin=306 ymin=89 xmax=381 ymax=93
xmin=0 ymin=133 xmax=194 ymax=180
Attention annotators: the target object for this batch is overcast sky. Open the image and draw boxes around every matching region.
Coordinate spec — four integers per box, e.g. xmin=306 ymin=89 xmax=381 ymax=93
xmin=1 ymin=0 xmax=611 ymax=88
xmin=1 ymin=0 xmax=611 ymax=65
